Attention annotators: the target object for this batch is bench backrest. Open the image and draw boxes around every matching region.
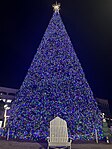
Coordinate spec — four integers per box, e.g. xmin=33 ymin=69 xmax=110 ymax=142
xmin=50 ymin=117 xmax=68 ymax=142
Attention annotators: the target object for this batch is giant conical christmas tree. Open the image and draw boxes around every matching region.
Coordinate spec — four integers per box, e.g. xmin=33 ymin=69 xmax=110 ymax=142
xmin=8 ymin=3 xmax=103 ymax=141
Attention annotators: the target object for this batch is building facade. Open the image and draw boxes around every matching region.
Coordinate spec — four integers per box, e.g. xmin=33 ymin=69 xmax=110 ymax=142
xmin=0 ymin=87 xmax=18 ymax=127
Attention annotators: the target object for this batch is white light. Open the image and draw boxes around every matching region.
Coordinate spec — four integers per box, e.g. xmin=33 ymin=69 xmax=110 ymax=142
xmin=3 ymin=99 xmax=6 ymax=102
xmin=4 ymin=104 xmax=8 ymax=108
xmin=103 ymin=118 xmax=106 ymax=122
xmin=52 ymin=2 xmax=61 ymax=13
xmin=7 ymin=99 xmax=12 ymax=103
xmin=6 ymin=107 xmax=10 ymax=110
xmin=0 ymin=121 xmax=2 ymax=128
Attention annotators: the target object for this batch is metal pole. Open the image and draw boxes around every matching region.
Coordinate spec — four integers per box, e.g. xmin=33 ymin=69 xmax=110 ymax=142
xmin=7 ymin=128 xmax=10 ymax=141
xmin=95 ymin=129 xmax=98 ymax=143
xmin=3 ymin=108 xmax=7 ymax=128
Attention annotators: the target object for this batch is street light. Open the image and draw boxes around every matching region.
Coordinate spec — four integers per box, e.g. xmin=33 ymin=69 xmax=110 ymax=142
xmin=3 ymin=105 xmax=10 ymax=128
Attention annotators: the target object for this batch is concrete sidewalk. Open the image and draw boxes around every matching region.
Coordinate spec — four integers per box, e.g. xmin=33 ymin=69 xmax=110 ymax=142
xmin=0 ymin=140 xmax=112 ymax=149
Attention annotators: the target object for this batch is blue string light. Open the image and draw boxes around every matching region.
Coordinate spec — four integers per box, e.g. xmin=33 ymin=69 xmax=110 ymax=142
xmin=7 ymin=12 xmax=103 ymax=141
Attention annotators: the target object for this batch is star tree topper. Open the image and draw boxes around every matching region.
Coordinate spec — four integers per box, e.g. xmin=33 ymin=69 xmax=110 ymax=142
xmin=52 ymin=1 xmax=61 ymax=13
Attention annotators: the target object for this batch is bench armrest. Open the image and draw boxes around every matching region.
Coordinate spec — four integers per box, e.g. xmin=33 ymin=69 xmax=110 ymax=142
xmin=47 ymin=137 xmax=50 ymax=142
xmin=69 ymin=137 xmax=73 ymax=143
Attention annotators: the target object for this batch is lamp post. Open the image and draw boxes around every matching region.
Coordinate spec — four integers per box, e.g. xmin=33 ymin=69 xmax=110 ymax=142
xmin=3 ymin=105 xmax=10 ymax=128
xmin=102 ymin=113 xmax=110 ymax=143
xmin=95 ymin=129 xmax=98 ymax=143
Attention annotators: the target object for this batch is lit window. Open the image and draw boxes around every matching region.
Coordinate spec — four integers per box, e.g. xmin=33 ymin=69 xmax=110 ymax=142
xmin=7 ymin=100 xmax=12 ymax=103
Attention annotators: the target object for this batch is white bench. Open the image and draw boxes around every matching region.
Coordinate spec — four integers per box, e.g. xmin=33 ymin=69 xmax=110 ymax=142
xmin=47 ymin=117 xmax=72 ymax=149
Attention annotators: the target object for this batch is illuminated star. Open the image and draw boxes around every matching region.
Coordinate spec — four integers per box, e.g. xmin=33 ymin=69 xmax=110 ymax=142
xmin=52 ymin=1 xmax=61 ymax=13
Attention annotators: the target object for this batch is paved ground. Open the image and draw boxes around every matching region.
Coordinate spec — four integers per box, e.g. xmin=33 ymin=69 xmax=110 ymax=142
xmin=71 ymin=144 xmax=112 ymax=149
xmin=0 ymin=140 xmax=112 ymax=149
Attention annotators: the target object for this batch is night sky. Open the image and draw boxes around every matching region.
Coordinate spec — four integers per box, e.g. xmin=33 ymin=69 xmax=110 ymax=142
xmin=0 ymin=0 xmax=112 ymax=112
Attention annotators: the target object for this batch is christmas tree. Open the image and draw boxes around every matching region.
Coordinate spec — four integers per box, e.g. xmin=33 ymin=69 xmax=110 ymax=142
xmin=7 ymin=3 xmax=103 ymax=141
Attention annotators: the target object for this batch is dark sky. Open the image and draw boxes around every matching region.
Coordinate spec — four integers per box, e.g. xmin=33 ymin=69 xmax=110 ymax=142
xmin=0 ymin=0 xmax=112 ymax=110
